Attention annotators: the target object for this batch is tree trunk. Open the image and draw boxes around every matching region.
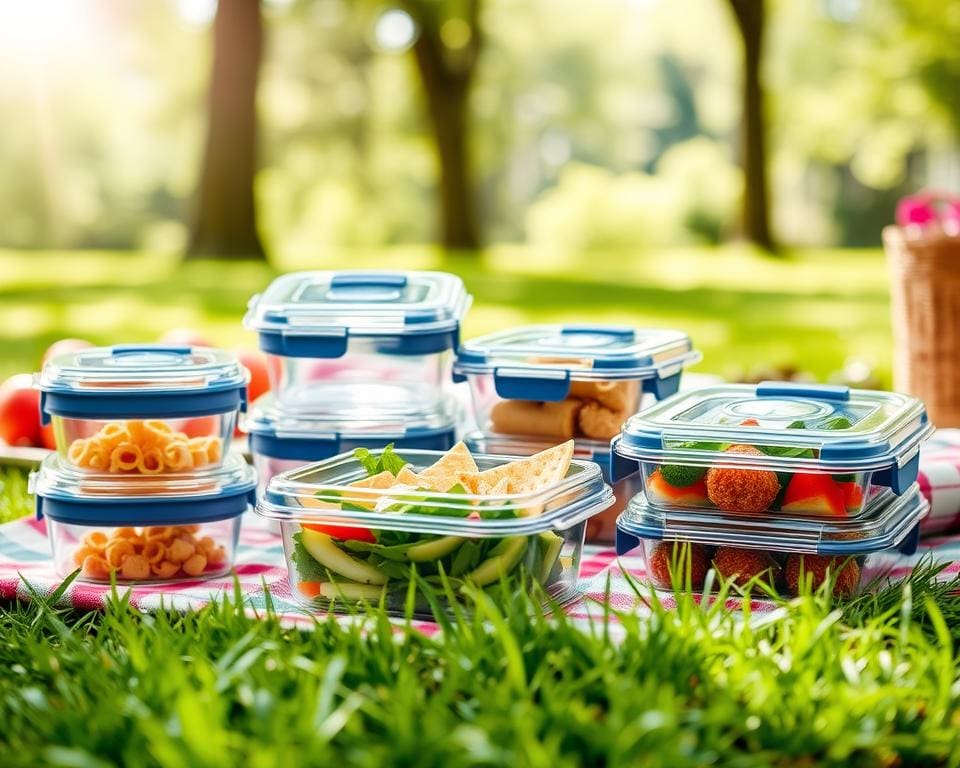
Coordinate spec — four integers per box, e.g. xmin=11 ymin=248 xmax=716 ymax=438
xmin=405 ymin=1 xmax=481 ymax=251
xmin=727 ymin=0 xmax=775 ymax=252
xmin=187 ymin=0 xmax=266 ymax=260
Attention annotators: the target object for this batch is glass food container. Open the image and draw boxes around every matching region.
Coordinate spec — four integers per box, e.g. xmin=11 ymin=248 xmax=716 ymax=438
xmin=244 ymin=271 xmax=471 ymax=404
xmin=32 ymin=452 xmax=257 ymax=583
xmin=615 ymin=484 xmax=928 ymax=597
xmin=612 ymin=382 xmax=933 ymax=518
xmin=257 ymin=449 xmax=613 ymax=615
xmin=246 ymin=391 xmax=458 ymax=496
xmin=37 ymin=345 xmax=248 ymax=475
xmin=453 ymin=324 xmax=700 ymax=444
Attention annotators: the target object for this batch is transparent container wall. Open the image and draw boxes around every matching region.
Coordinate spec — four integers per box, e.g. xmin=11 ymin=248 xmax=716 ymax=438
xmin=53 ymin=413 xmax=237 ymax=475
xmin=586 ymin=473 xmax=643 ymax=544
xmin=464 ymin=372 xmax=655 ymax=443
xmin=278 ymin=519 xmax=585 ymax=617
xmin=252 ymin=453 xmax=309 ymax=497
xmin=266 ymin=340 xmax=450 ymax=402
xmin=638 ymin=461 xmax=877 ymax=518
xmin=47 ymin=516 xmax=241 ymax=582
xmin=631 ymin=537 xmax=903 ymax=598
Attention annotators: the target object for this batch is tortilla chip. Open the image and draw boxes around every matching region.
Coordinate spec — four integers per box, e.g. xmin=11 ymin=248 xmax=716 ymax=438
xmin=349 ymin=470 xmax=397 ymax=490
xmin=478 ymin=477 xmax=510 ymax=496
xmin=394 ymin=466 xmax=421 ymax=486
xmin=419 ymin=442 xmax=478 ymax=479
xmin=314 ymin=469 xmax=400 ymax=511
xmin=475 ymin=440 xmax=575 ymax=495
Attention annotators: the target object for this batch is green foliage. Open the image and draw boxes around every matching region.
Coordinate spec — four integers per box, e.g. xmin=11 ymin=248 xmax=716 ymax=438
xmin=0 ymin=467 xmax=31 ymax=525
xmin=0 ymin=567 xmax=960 ymax=765
xmin=353 ymin=445 xmax=409 ymax=477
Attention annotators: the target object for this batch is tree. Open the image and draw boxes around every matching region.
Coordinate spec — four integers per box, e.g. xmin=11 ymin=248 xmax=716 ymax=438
xmin=399 ymin=0 xmax=482 ymax=250
xmin=187 ymin=0 xmax=266 ymax=260
xmin=726 ymin=0 xmax=775 ymax=251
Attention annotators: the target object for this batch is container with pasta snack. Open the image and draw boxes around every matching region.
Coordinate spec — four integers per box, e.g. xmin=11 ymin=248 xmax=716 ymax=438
xmin=31 ymin=452 xmax=256 ymax=582
xmin=257 ymin=441 xmax=613 ymax=616
xmin=246 ymin=391 xmax=458 ymax=497
xmin=453 ymin=325 xmax=700 ymax=443
xmin=611 ymin=382 xmax=933 ymax=519
xmin=37 ymin=345 xmax=248 ymax=474
xmin=244 ymin=271 xmax=471 ymax=406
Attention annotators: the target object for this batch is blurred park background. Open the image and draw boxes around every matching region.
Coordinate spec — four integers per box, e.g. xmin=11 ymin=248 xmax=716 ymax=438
xmin=1 ymin=0 xmax=958 ymax=383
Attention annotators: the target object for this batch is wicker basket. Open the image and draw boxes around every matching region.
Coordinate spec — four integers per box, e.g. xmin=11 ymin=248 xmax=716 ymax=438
xmin=883 ymin=225 xmax=960 ymax=426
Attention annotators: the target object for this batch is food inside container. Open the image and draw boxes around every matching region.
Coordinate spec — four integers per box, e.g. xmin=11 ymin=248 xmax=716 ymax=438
xmin=453 ymin=325 xmax=700 ymax=442
xmin=32 ymin=453 xmax=256 ymax=582
xmin=612 ymin=382 xmax=933 ymax=518
xmin=243 ymin=271 xmax=471 ymax=399
xmin=257 ymin=441 xmax=614 ymax=613
xmin=37 ymin=345 xmax=248 ymax=474
xmin=616 ymin=484 xmax=928 ymax=597
xmin=246 ymin=391 xmax=458 ymax=495
xmin=463 ymin=432 xmax=641 ymax=544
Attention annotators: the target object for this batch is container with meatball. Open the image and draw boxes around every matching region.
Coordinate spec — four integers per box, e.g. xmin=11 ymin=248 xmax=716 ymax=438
xmin=612 ymin=382 xmax=933 ymax=519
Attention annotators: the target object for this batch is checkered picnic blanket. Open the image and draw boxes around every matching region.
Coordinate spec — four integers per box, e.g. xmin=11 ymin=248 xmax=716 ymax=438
xmin=2 ymin=429 xmax=960 ymax=628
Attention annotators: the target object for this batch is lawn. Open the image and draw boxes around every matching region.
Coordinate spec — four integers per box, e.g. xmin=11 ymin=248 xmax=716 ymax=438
xmin=1 ymin=246 xmax=893 ymax=384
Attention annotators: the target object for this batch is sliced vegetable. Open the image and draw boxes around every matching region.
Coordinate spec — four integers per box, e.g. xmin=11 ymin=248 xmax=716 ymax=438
xmin=659 ymin=464 xmax=707 ymax=488
xmin=838 ymin=481 xmax=864 ymax=512
xmin=537 ymin=532 xmax=564 ymax=583
xmin=466 ymin=537 xmax=528 ymax=586
xmin=299 ymin=580 xmax=386 ymax=601
xmin=781 ymin=473 xmax=846 ymax=516
xmin=647 ymin=469 xmax=709 ymax=506
xmin=300 ymin=528 xmax=387 ymax=584
xmin=302 ymin=522 xmax=376 ymax=543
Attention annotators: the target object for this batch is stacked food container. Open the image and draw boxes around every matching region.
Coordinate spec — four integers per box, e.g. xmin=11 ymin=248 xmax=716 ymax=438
xmin=611 ymin=381 xmax=934 ymax=596
xmin=453 ymin=324 xmax=701 ymax=541
xmin=33 ymin=345 xmax=257 ymax=582
xmin=243 ymin=271 xmax=470 ymax=492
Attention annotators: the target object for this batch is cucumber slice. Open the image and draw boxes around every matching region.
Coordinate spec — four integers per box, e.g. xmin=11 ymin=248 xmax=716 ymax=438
xmin=465 ymin=537 xmax=528 ymax=586
xmin=406 ymin=536 xmax=464 ymax=562
xmin=318 ymin=582 xmax=386 ymax=601
xmin=537 ymin=532 xmax=565 ymax=583
xmin=300 ymin=529 xmax=387 ymax=585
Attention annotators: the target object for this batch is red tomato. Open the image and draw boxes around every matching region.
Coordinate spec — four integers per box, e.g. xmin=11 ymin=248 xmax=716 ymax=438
xmin=159 ymin=328 xmax=215 ymax=348
xmin=40 ymin=423 xmax=57 ymax=451
xmin=0 ymin=374 xmax=42 ymax=447
xmin=234 ymin=349 xmax=271 ymax=437
xmin=41 ymin=338 xmax=93 ymax=368
xmin=302 ymin=522 xmax=376 ymax=543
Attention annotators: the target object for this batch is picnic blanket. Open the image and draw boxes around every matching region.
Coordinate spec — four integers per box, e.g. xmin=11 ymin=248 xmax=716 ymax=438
xmin=1 ymin=512 xmax=959 ymax=632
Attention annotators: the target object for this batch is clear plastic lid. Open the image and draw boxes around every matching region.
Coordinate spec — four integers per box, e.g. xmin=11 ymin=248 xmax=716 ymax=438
xmin=246 ymin=391 xmax=459 ymax=440
xmin=38 ymin=345 xmax=248 ymax=394
xmin=463 ymin=432 xmax=613 ymax=480
xmin=619 ymin=484 xmax=928 ymax=555
xmin=257 ymin=450 xmax=614 ymax=536
xmin=244 ymin=271 xmax=471 ymax=346
xmin=615 ymin=382 xmax=932 ymax=472
xmin=454 ymin=324 xmax=700 ymax=381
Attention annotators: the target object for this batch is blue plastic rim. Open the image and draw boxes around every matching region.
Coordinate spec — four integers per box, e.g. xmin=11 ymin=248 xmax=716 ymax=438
xmin=257 ymin=327 xmax=460 ymax=359
xmin=40 ymin=386 xmax=247 ymax=425
xmin=248 ymin=428 xmax=456 ymax=462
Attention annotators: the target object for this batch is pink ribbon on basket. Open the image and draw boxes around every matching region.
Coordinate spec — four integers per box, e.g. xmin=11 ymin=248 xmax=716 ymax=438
xmin=896 ymin=191 xmax=960 ymax=234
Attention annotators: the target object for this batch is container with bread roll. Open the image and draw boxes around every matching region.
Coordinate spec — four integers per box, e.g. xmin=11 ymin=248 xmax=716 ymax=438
xmin=615 ymin=483 xmax=927 ymax=598
xmin=37 ymin=345 xmax=248 ymax=475
xmin=452 ymin=324 xmax=701 ymax=444
xmin=246 ymin=391 xmax=458 ymax=496
xmin=256 ymin=441 xmax=614 ymax=615
xmin=463 ymin=432 xmax=641 ymax=544
xmin=244 ymin=271 xmax=471 ymax=404
xmin=611 ymin=382 xmax=933 ymax=519
xmin=31 ymin=452 xmax=257 ymax=583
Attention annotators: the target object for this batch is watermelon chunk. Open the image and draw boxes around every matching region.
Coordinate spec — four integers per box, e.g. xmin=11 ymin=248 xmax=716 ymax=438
xmin=646 ymin=469 xmax=709 ymax=506
xmin=837 ymin=481 xmax=864 ymax=513
xmin=781 ymin=473 xmax=846 ymax=516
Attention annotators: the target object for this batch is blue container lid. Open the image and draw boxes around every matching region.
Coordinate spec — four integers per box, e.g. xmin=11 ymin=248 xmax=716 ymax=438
xmin=31 ymin=452 xmax=257 ymax=526
xmin=37 ymin=345 xmax=249 ymax=422
xmin=453 ymin=324 xmax=700 ymax=401
xmin=618 ymin=483 xmax=928 ymax=556
xmin=615 ymin=382 xmax=933 ymax=473
xmin=244 ymin=271 xmax=471 ymax=358
xmin=246 ymin=392 xmax=458 ymax=461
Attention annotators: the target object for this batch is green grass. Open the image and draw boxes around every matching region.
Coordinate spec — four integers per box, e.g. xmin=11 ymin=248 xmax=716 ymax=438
xmin=1 ymin=567 xmax=959 ymax=767
xmin=1 ymin=245 xmax=893 ymax=384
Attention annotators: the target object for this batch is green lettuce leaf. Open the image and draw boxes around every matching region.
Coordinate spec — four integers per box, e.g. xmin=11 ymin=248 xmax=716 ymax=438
xmin=353 ymin=444 xmax=409 ymax=476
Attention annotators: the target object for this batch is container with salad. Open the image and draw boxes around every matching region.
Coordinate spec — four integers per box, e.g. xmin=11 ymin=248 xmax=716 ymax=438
xmin=257 ymin=441 xmax=614 ymax=613
xmin=612 ymin=382 xmax=933 ymax=518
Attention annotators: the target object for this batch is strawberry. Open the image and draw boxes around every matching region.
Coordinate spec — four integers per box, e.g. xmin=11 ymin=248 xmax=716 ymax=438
xmin=647 ymin=542 xmax=709 ymax=589
xmin=646 ymin=469 xmax=709 ymax=506
xmin=712 ymin=547 xmax=779 ymax=588
xmin=784 ymin=554 xmax=861 ymax=597
xmin=781 ymin=474 xmax=846 ymax=516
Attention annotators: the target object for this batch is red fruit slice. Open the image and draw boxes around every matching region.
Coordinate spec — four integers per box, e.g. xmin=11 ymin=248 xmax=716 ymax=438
xmin=298 ymin=580 xmax=323 ymax=598
xmin=739 ymin=418 xmax=760 ymax=426
xmin=646 ymin=469 xmax=709 ymax=506
xmin=781 ymin=473 xmax=846 ymax=516
xmin=302 ymin=522 xmax=377 ymax=543
xmin=837 ymin=481 xmax=864 ymax=513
